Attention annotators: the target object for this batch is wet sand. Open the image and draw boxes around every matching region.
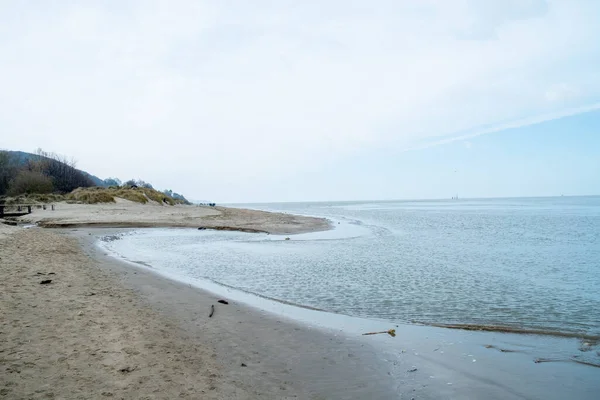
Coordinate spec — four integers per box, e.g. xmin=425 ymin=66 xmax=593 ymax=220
xmin=78 ymin=228 xmax=600 ymax=399
xmin=89 ymin=226 xmax=600 ymax=400
xmin=2 ymin=212 xmax=599 ymax=399
xmin=0 ymin=226 xmax=395 ymax=399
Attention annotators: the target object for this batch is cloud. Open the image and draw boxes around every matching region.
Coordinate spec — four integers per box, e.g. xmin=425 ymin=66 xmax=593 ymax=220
xmin=545 ymin=83 xmax=580 ymax=102
xmin=404 ymin=102 xmax=600 ymax=152
xmin=0 ymin=0 xmax=599 ymax=200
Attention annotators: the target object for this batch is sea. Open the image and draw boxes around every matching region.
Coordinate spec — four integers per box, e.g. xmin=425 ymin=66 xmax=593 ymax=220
xmin=101 ymin=196 xmax=600 ymax=340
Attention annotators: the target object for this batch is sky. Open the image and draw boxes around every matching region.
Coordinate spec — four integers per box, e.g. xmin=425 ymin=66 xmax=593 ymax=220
xmin=0 ymin=0 xmax=599 ymax=203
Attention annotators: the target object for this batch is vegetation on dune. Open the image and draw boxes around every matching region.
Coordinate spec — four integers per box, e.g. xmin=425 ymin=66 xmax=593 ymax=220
xmin=66 ymin=188 xmax=115 ymax=204
xmin=3 ymin=186 xmax=189 ymax=206
xmin=0 ymin=149 xmax=192 ymax=206
xmin=65 ymin=186 xmax=189 ymax=205
xmin=3 ymin=193 xmax=65 ymax=205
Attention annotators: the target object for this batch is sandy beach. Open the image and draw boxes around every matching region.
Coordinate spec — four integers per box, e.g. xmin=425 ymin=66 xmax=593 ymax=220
xmin=1 ymin=210 xmax=395 ymax=399
xmin=2 ymin=204 xmax=599 ymax=399
xmin=16 ymin=199 xmax=330 ymax=234
xmin=1 ymin=226 xmax=226 ymax=399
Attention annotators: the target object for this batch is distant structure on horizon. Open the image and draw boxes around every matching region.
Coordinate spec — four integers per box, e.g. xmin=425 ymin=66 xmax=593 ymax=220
xmin=189 ymin=199 xmax=217 ymax=207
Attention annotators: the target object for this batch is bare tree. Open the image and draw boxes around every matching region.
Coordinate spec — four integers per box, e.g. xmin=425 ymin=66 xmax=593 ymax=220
xmin=33 ymin=149 xmax=94 ymax=193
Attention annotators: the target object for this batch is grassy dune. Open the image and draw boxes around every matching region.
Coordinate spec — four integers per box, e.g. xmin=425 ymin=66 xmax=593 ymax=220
xmin=3 ymin=187 xmax=189 ymax=206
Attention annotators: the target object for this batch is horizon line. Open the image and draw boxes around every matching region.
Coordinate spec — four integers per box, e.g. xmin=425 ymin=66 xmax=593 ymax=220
xmin=223 ymin=194 xmax=600 ymax=205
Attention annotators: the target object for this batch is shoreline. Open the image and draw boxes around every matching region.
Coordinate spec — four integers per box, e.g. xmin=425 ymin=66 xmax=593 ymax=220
xmin=3 ymin=203 xmax=599 ymax=399
xmin=90 ymin=228 xmax=600 ymax=399
xmin=1 ymin=224 xmax=396 ymax=399
xmin=75 ymin=227 xmax=399 ymax=398
xmin=423 ymin=322 xmax=600 ymax=342
xmin=98 ymin=224 xmax=599 ymax=344
xmin=101 ymin=228 xmax=600 ymax=343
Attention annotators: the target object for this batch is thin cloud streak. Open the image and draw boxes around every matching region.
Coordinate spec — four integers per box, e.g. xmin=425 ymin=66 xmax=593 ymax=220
xmin=404 ymin=103 xmax=600 ymax=152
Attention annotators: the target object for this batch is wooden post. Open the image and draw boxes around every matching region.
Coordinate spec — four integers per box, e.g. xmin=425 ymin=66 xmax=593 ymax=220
xmin=0 ymin=205 xmax=4 ymax=218
xmin=51 ymin=204 xmax=55 ymax=211
xmin=27 ymin=205 xmax=32 ymax=214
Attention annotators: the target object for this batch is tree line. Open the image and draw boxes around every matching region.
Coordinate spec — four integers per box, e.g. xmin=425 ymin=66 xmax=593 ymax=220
xmin=0 ymin=149 xmax=94 ymax=197
xmin=1 ymin=149 xmax=192 ymax=204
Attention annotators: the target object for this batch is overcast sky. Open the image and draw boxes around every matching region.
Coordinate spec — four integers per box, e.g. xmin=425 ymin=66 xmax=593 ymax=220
xmin=1 ymin=0 xmax=599 ymax=202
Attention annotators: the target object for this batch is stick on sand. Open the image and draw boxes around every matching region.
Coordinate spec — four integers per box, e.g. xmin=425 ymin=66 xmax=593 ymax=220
xmin=362 ymin=329 xmax=396 ymax=337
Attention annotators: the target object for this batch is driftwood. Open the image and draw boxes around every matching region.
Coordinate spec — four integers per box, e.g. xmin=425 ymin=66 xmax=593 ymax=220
xmin=534 ymin=358 xmax=560 ymax=364
xmin=209 ymin=304 xmax=215 ymax=318
xmin=362 ymin=329 xmax=396 ymax=337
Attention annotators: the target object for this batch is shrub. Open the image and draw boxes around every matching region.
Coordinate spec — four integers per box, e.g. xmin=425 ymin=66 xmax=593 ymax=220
xmin=8 ymin=170 xmax=54 ymax=196
xmin=63 ymin=186 xmax=187 ymax=205
xmin=66 ymin=188 xmax=115 ymax=204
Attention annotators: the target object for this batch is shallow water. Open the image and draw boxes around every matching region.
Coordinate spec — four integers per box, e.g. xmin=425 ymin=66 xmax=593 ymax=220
xmin=103 ymin=196 xmax=600 ymax=341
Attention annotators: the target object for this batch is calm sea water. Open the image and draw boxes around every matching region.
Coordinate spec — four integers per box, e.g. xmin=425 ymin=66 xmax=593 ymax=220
xmin=103 ymin=196 xmax=600 ymax=339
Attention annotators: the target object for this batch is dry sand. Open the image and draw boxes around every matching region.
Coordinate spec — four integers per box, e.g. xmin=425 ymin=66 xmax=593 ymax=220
xmin=17 ymin=199 xmax=330 ymax=234
xmin=1 ymin=224 xmax=395 ymax=399
xmin=0 ymin=223 xmax=16 ymax=240
xmin=1 ymin=228 xmax=226 ymax=399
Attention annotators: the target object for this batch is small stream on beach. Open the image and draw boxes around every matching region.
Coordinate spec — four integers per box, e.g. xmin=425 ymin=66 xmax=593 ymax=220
xmin=99 ymin=196 xmax=600 ymax=369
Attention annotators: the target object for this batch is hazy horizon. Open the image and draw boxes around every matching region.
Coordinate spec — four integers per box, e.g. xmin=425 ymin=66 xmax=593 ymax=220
xmin=226 ymin=193 xmax=600 ymax=206
xmin=1 ymin=1 xmax=599 ymax=203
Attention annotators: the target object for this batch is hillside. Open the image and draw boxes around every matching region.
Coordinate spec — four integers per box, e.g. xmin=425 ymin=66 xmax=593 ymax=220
xmin=1 ymin=149 xmax=191 ymax=205
xmin=5 ymin=151 xmax=106 ymax=187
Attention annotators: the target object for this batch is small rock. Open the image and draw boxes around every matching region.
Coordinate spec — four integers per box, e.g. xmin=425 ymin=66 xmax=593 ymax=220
xmin=241 ymin=363 xmax=247 ymax=367
xmin=217 ymin=300 xmax=229 ymax=305
xmin=408 ymin=368 xmax=418 ymax=372
xmin=40 ymin=280 xmax=52 ymax=285
xmin=119 ymin=366 xmax=135 ymax=373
